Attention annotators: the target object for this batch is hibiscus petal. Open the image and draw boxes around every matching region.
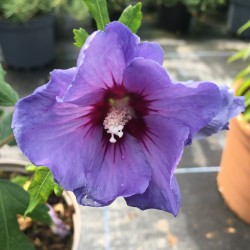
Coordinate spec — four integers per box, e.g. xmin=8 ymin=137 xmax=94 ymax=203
xmin=33 ymin=68 xmax=76 ymax=98
xmin=73 ymin=133 xmax=151 ymax=207
xmin=136 ymin=42 xmax=164 ymax=65
xmin=76 ymin=31 xmax=100 ymax=68
xmin=123 ymin=57 xmax=172 ymax=95
xmin=12 ymin=72 xmax=104 ymax=191
xmin=64 ymin=23 xmax=135 ymax=101
xmin=125 ymin=115 xmax=189 ymax=215
xmin=148 ymin=80 xmax=223 ymax=141
xmin=64 ymin=22 xmax=165 ymax=102
xmin=123 ymin=58 xmax=223 ymax=142
xmin=195 ymin=85 xmax=245 ymax=138
xmin=77 ymin=32 xmax=164 ymax=67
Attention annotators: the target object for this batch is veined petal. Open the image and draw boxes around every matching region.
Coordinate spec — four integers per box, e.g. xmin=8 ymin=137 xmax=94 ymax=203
xmin=33 ymin=68 xmax=76 ymax=99
xmin=147 ymin=80 xmax=222 ymax=141
xmin=74 ymin=134 xmax=151 ymax=206
xmin=125 ymin=115 xmax=189 ymax=215
xmin=64 ymin=22 xmax=136 ymax=101
xmin=196 ymin=85 xmax=245 ymax=138
xmin=12 ymin=77 xmax=103 ymax=190
xmin=64 ymin=22 xmax=165 ymax=102
xmin=77 ymin=32 xmax=164 ymax=67
xmin=136 ymin=42 xmax=164 ymax=65
xmin=76 ymin=31 xmax=100 ymax=68
xmin=123 ymin=57 xmax=172 ymax=96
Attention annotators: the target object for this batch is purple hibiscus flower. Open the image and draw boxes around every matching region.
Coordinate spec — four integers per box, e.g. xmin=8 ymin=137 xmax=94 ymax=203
xmin=196 ymin=85 xmax=245 ymax=139
xmin=12 ymin=22 xmax=244 ymax=216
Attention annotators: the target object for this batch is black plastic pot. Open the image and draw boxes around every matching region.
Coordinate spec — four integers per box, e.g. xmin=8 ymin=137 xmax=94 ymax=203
xmin=157 ymin=3 xmax=192 ymax=35
xmin=227 ymin=0 xmax=250 ymax=38
xmin=0 ymin=15 xmax=55 ymax=69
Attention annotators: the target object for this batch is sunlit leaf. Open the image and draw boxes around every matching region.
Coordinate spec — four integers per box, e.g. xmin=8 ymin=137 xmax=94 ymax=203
xmin=10 ymin=175 xmax=29 ymax=187
xmin=73 ymin=28 xmax=89 ymax=48
xmin=25 ymin=166 xmax=63 ymax=216
xmin=245 ymin=90 xmax=250 ymax=107
xmin=83 ymin=0 xmax=110 ymax=30
xmin=54 ymin=184 xmax=64 ymax=197
xmin=238 ymin=20 xmax=250 ymax=34
xmin=25 ymin=164 xmax=37 ymax=172
xmin=236 ymin=65 xmax=250 ymax=80
xmin=118 ymin=2 xmax=143 ymax=33
xmin=228 ymin=48 xmax=246 ymax=63
xmin=236 ymin=78 xmax=250 ymax=96
xmin=244 ymin=107 xmax=250 ymax=122
xmin=243 ymin=44 xmax=250 ymax=60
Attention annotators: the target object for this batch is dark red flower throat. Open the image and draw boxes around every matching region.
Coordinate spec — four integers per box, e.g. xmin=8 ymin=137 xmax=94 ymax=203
xmin=90 ymin=84 xmax=150 ymax=143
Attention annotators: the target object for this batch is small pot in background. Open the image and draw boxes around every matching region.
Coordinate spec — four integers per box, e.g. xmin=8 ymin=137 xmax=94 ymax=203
xmin=0 ymin=15 xmax=55 ymax=69
xmin=157 ymin=2 xmax=192 ymax=35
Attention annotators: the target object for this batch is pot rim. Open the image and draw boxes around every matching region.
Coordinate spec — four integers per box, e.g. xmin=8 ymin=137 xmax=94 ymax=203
xmin=0 ymin=158 xmax=81 ymax=250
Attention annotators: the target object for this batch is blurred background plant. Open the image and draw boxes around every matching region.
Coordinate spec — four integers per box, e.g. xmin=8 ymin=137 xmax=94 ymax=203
xmin=0 ymin=0 xmax=89 ymax=22
xmin=185 ymin=0 xmax=226 ymax=17
xmin=144 ymin=0 xmax=227 ymax=35
xmin=228 ymin=20 xmax=250 ymax=123
xmin=58 ymin=0 xmax=89 ymax=21
xmin=106 ymin=0 xmax=130 ymax=13
xmin=156 ymin=0 xmax=226 ymax=15
xmin=0 ymin=0 xmax=89 ymax=68
xmin=0 ymin=65 xmax=17 ymax=147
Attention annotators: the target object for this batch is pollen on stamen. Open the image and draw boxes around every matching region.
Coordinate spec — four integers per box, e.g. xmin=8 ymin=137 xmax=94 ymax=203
xmin=103 ymin=107 xmax=132 ymax=143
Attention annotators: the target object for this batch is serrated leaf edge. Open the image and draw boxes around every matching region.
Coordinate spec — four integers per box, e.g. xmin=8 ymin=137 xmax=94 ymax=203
xmin=25 ymin=170 xmax=51 ymax=215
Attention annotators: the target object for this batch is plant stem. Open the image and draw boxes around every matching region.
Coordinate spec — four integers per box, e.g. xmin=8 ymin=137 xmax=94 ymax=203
xmin=0 ymin=134 xmax=15 ymax=148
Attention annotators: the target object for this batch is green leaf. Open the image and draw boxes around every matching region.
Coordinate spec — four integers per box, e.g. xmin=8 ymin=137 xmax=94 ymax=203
xmin=228 ymin=49 xmax=245 ymax=63
xmin=0 ymin=65 xmax=19 ymax=106
xmin=244 ymin=106 xmax=250 ymax=122
xmin=0 ymin=110 xmax=15 ymax=147
xmin=236 ymin=78 xmax=250 ymax=96
xmin=0 ymin=179 xmax=34 ymax=250
xmin=54 ymin=184 xmax=64 ymax=197
xmin=83 ymin=0 xmax=110 ymax=30
xmin=228 ymin=45 xmax=250 ymax=63
xmin=10 ymin=175 xmax=29 ymax=187
xmin=73 ymin=28 xmax=89 ymax=48
xmin=25 ymin=166 xmax=63 ymax=216
xmin=236 ymin=78 xmax=250 ymax=95
xmin=242 ymin=44 xmax=250 ymax=60
xmin=236 ymin=65 xmax=250 ymax=80
xmin=0 ymin=111 xmax=12 ymax=139
xmin=245 ymin=89 xmax=250 ymax=107
xmin=25 ymin=164 xmax=37 ymax=172
xmin=28 ymin=204 xmax=51 ymax=225
xmin=238 ymin=20 xmax=250 ymax=34
xmin=118 ymin=2 xmax=143 ymax=33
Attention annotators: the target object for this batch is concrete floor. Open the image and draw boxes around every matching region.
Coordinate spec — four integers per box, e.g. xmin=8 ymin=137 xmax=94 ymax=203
xmin=1 ymin=19 xmax=250 ymax=250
